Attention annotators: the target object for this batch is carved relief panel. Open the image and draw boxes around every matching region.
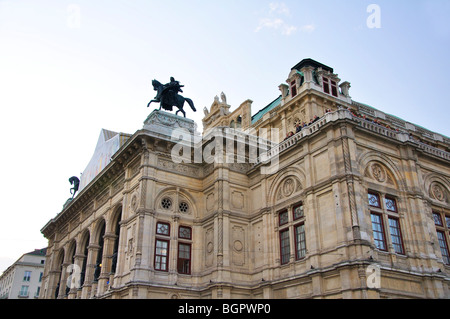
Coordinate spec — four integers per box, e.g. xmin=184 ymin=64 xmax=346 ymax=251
xmin=429 ymin=182 xmax=448 ymax=203
xmin=364 ymin=162 xmax=396 ymax=186
xmin=276 ymin=176 xmax=302 ymax=202
xmin=231 ymin=225 xmax=246 ymax=266
xmin=205 ymin=227 xmax=214 ymax=267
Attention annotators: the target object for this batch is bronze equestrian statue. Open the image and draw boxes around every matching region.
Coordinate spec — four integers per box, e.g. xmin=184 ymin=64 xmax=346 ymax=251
xmin=147 ymin=77 xmax=196 ymax=118
xmin=69 ymin=176 xmax=80 ymax=198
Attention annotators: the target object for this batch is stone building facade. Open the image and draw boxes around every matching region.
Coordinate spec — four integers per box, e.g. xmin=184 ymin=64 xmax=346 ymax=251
xmin=40 ymin=59 xmax=450 ymax=299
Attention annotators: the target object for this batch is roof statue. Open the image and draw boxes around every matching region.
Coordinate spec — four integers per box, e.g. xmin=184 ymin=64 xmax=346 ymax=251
xmin=147 ymin=77 xmax=196 ymax=118
xmin=69 ymin=176 xmax=80 ymax=198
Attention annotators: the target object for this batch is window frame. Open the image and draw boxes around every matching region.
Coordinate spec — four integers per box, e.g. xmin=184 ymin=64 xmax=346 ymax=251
xmin=278 ymin=202 xmax=306 ymax=265
xmin=23 ymin=271 xmax=31 ymax=282
xmin=384 ymin=195 xmax=398 ymax=212
xmin=279 ymin=228 xmax=291 ymax=265
xmin=154 ymin=239 xmax=170 ymax=272
xmin=294 ymin=222 xmax=307 ymax=260
xmin=156 ymin=221 xmax=170 ymax=236
xmin=370 ymin=212 xmax=388 ymax=251
xmin=177 ymin=242 xmax=192 ymax=275
xmin=433 ymin=212 xmax=443 ymax=226
xmin=433 ymin=209 xmax=450 ymax=265
xmin=330 ymin=80 xmax=338 ymax=97
xmin=19 ymin=285 xmax=29 ymax=297
xmin=323 ymin=77 xmax=330 ymax=95
xmin=368 ymin=191 xmax=381 ymax=208
xmin=278 ymin=209 xmax=289 ymax=227
xmin=290 ymin=80 xmax=297 ymax=98
xmin=179 ymin=225 xmax=192 ymax=240
xmin=437 ymin=230 xmax=450 ymax=265
xmin=388 ymin=216 xmax=405 ymax=255
xmin=368 ymin=191 xmax=406 ymax=255
xmin=293 ymin=202 xmax=304 ymax=221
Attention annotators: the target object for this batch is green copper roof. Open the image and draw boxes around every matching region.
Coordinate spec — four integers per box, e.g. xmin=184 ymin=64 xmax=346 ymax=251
xmin=251 ymin=95 xmax=282 ymax=124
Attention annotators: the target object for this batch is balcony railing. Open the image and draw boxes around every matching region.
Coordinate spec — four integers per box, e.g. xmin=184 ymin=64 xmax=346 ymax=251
xmin=254 ymin=109 xmax=450 ymax=166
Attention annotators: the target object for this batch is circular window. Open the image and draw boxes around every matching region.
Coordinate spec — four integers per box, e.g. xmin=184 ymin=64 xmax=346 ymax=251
xmin=161 ymin=198 xmax=172 ymax=210
xmin=179 ymin=202 xmax=189 ymax=214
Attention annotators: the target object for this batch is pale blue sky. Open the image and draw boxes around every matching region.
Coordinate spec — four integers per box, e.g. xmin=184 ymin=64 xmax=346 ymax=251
xmin=0 ymin=0 xmax=449 ymax=273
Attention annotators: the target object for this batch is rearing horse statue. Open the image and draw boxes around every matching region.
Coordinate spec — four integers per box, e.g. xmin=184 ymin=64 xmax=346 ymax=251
xmin=147 ymin=78 xmax=196 ymax=118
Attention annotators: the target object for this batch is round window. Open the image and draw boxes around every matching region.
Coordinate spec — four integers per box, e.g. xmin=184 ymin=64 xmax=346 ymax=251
xmin=161 ymin=198 xmax=172 ymax=210
xmin=179 ymin=202 xmax=189 ymax=214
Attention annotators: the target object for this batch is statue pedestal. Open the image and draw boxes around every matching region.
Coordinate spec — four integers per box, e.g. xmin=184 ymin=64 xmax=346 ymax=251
xmin=143 ymin=109 xmax=201 ymax=142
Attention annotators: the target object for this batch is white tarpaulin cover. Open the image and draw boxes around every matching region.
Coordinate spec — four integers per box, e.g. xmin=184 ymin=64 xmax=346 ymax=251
xmin=78 ymin=129 xmax=130 ymax=192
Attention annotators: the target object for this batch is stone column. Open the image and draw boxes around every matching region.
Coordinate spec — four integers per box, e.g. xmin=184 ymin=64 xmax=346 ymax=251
xmin=81 ymin=244 xmax=100 ymax=299
xmin=300 ymin=66 xmax=315 ymax=84
xmin=57 ymin=262 xmax=70 ymax=299
xmin=68 ymin=254 xmax=84 ymax=299
xmin=47 ymin=269 xmax=61 ymax=299
xmin=340 ymin=124 xmax=360 ymax=239
xmin=96 ymin=232 xmax=116 ymax=296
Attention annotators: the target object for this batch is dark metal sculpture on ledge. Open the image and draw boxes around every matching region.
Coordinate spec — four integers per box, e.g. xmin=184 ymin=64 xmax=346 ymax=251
xmin=147 ymin=77 xmax=196 ymax=118
xmin=69 ymin=176 xmax=80 ymax=198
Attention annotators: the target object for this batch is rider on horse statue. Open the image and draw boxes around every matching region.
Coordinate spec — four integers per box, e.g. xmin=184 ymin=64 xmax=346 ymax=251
xmin=147 ymin=77 xmax=196 ymax=118
xmin=154 ymin=77 xmax=184 ymax=107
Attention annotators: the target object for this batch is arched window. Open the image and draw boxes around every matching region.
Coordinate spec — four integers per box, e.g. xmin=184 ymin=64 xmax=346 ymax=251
xmin=93 ymin=222 xmax=106 ymax=282
xmin=368 ymin=190 xmax=405 ymax=255
xmin=277 ymin=202 xmax=307 ymax=265
xmin=111 ymin=209 xmax=122 ymax=274
xmin=79 ymin=232 xmax=90 ymax=287
xmin=65 ymin=242 xmax=76 ymax=295
xmin=54 ymin=250 xmax=65 ymax=299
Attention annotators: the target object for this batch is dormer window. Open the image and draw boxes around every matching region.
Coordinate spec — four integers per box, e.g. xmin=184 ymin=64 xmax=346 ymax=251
xmin=236 ymin=116 xmax=242 ymax=128
xmin=290 ymin=80 xmax=297 ymax=97
xmin=323 ymin=77 xmax=338 ymax=97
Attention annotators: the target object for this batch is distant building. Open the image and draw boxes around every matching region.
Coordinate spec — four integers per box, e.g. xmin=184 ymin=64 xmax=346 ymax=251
xmin=0 ymin=248 xmax=47 ymax=299
xmin=40 ymin=59 xmax=449 ymax=299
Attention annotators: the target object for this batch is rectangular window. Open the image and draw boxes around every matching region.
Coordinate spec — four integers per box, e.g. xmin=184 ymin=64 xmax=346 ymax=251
xmin=290 ymin=80 xmax=297 ymax=97
xmin=279 ymin=210 xmax=289 ymax=226
xmin=371 ymin=213 xmax=387 ymax=251
xmin=368 ymin=192 xmax=381 ymax=208
xmin=294 ymin=223 xmax=307 ymax=260
xmin=279 ymin=229 xmax=290 ymax=265
xmin=154 ymin=239 xmax=169 ymax=271
xmin=433 ymin=212 xmax=443 ymax=226
xmin=331 ymin=80 xmax=338 ymax=97
xmin=23 ymin=271 xmax=31 ymax=282
xmin=384 ymin=196 xmax=397 ymax=212
xmin=437 ymin=231 xmax=450 ymax=265
xmin=293 ymin=203 xmax=304 ymax=220
xmin=389 ymin=217 xmax=405 ymax=255
xmin=177 ymin=243 xmax=191 ymax=274
xmin=445 ymin=215 xmax=450 ymax=228
xmin=19 ymin=285 xmax=29 ymax=297
xmin=323 ymin=78 xmax=330 ymax=94
xmin=179 ymin=226 xmax=192 ymax=240
xmin=156 ymin=222 xmax=170 ymax=236
xmin=39 ymin=272 xmax=43 ymax=282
